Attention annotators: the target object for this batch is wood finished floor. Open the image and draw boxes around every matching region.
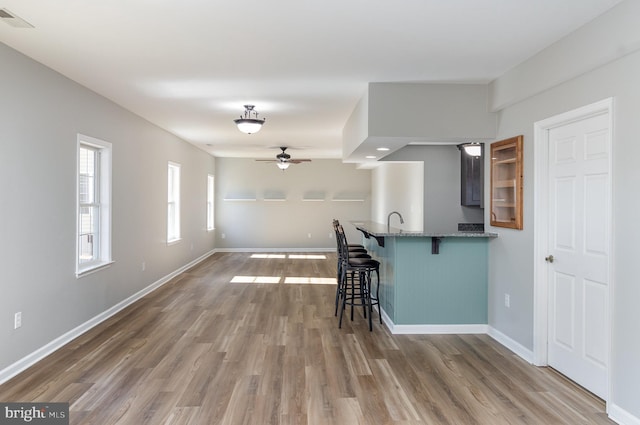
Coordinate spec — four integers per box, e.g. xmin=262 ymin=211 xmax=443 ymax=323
xmin=0 ymin=252 xmax=612 ymax=424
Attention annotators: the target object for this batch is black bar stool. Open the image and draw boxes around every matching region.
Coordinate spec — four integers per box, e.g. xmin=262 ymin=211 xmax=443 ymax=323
xmin=335 ymin=224 xmax=381 ymax=331
xmin=333 ymin=220 xmax=371 ymax=315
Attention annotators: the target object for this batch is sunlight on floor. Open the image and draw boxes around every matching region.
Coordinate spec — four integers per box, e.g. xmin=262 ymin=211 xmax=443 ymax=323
xmin=238 ymin=254 xmax=333 ymax=284
xmin=287 ymin=254 xmax=327 ymax=260
xmin=284 ymin=277 xmax=337 ymax=285
xmin=250 ymin=253 xmax=327 ymax=260
xmin=230 ymin=276 xmax=281 ymax=283
xmin=230 ymin=276 xmax=336 ymax=285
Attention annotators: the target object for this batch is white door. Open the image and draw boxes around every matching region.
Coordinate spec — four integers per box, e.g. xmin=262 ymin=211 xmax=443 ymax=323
xmin=547 ymin=111 xmax=610 ymax=399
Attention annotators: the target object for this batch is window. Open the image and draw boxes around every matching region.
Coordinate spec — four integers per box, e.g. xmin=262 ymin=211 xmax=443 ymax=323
xmin=207 ymin=174 xmax=215 ymax=231
xmin=167 ymin=162 xmax=181 ymax=243
xmin=77 ymin=135 xmax=112 ymax=276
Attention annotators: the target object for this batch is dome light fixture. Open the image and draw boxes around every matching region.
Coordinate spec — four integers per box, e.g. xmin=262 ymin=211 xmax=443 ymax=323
xmin=458 ymin=142 xmax=483 ymax=157
xmin=276 ymin=162 xmax=290 ymax=170
xmin=234 ymin=105 xmax=265 ymax=134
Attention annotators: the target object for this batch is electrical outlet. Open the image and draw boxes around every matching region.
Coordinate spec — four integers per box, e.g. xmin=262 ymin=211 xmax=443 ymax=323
xmin=308 ymin=233 xmax=312 ymax=238
xmin=141 ymin=261 xmax=146 ymax=271
xmin=504 ymin=294 xmax=511 ymax=308
xmin=190 ymin=243 xmax=194 ymax=251
xmin=221 ymin=233 xmax=226 ymax=239
xmin=14 ymin=312 xmax=22 ymax=329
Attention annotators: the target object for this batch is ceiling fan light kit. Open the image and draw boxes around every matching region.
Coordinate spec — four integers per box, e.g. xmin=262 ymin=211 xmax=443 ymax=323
xmin=234 ymin=105 xmax=265 ymax=134
xmin=255 ymin=147 xmax=312 ymax=170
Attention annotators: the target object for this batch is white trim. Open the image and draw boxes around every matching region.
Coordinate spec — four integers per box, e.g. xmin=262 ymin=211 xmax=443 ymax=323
xmin=75 ymin=260 xmax=114 ymax=278
xmin=533 ymin=97 xmax=614 ymax=401
xmin=381 ymin=317 xmax=537 ymax=375
xmin=609 ymin=404 xmax=640 ymax=425
xmin=76 ymin=134 xmax=112 ymax=275
xmin=487 ymin=326 xmax=534 ymax=364
xmin=167 ymin=161 xmax=181 ymax=243
xmin=382 ymin=311 xmax=536 ymax=363
xmin=380 ymin=306 xmax=394 ymax=330
xmin=207 ymin=174 xmax=215 ymax=231
xmin=389 ymin=324 xmax=488 ymax=335
xmin=533 ymin=117 xmax=550 ymax=366
xmin=0 ymin=250 xmax=215 ymax=386
xmin=380 ymin=307 xmax=487 ymax=335
xmin=166 ymin=238 xmax=182 ymax=247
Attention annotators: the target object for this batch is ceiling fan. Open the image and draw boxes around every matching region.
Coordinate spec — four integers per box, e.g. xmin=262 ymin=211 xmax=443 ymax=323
xmin=256 ymin=147 xmax=312 ymax=170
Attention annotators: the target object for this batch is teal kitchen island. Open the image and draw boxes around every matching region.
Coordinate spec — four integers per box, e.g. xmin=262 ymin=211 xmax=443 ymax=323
xmin=353 ymin=221 xmax=497 ymax=334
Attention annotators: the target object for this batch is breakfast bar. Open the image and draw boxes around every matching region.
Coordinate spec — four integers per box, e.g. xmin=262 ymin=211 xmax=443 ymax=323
xmin=353 ymin=221 xmax=497 ymax=333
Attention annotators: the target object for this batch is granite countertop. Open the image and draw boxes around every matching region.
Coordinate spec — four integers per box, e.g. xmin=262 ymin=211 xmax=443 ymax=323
xmin=352 ymin=221 xmax=498 ymax=238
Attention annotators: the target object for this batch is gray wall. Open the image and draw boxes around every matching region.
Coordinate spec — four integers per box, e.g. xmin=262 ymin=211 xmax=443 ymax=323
xmin=384 ymin=145 xmax=484 ymax=232
xmin=0 ymin=43 xmax=215 ymax=373
xmin=487 ymin=1 xmax=640 ymax=419
xmin=215 ymin=158 xmax=371 ymax=249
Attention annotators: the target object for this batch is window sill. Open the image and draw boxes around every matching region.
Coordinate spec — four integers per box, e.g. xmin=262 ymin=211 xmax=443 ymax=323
xmin=167 ymin=238 xmax=182 ymax=246
xmin=76 ymin=261 xmax=114 ymax=279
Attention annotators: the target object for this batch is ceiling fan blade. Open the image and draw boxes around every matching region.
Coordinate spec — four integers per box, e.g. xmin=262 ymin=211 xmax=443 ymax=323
xmin=289 ymin=159 xmax=312 ymax=163
xmin=255 ymin=159 xmax=278 ymax=162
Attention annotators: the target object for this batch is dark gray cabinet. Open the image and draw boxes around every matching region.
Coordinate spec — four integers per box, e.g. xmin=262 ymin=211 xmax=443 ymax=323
xmin=460 ymin=144 xmax=483 ymax=207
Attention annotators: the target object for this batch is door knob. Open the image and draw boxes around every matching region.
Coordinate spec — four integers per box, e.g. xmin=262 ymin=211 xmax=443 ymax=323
xmin=545 ymin=255 xmax=554 ymax=263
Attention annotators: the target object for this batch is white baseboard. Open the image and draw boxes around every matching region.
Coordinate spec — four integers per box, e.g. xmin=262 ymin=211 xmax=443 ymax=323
xmin=380 ymin=307 xmax=394 ymax=330
xmin=390 ymin=323 xmax=489 ymax=334
xmin=609 ymin=403 xmax=640 ymax=425
xmin=381 ymin=312 xmax=533 ymax=363
xmin=382 ymin=312 xmax=535 ymax=363
xmin=487 ymin=326 xmax=534 ymax=364
xmin=379 ymin=310 xmax=488 ymax=334
xmin=0 ymin=250 xmax=215 ymax=385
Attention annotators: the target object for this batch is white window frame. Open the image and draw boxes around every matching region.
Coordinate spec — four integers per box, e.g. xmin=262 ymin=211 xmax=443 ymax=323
xmin=167 ymin=161 xmax=181 ymax=244
xmin=76 ymin=134 xmax=112 ymax=277
xmin=207 ymin=174 xmax=215 ymax=231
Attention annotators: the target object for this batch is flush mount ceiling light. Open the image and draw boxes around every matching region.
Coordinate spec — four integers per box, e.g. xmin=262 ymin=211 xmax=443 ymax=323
xmin=234 ymin=105 xmax=265 ymax=134
xmin=458 ymin=142 xmax=483 ymax=157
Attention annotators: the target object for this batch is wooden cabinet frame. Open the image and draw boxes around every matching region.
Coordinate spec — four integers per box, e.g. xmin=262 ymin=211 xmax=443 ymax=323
xmin=490 ymin=135 xmax=523 ymax=229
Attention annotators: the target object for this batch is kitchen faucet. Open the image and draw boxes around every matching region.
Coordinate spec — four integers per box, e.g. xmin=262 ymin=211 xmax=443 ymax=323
xmin=387 ymin=211 xmax=404 ymax=229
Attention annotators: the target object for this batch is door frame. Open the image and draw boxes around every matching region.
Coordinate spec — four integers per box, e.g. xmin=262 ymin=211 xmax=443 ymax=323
xmin=532 ymin=97 xmax=614 ymax=401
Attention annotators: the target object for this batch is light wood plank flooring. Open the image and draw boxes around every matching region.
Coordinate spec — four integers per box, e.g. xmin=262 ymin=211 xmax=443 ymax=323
xmin=0 ymin=252 xmax=612 ymax=424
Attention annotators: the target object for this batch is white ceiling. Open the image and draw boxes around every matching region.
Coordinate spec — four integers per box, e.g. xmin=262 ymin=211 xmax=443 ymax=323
xmin=0 ymin=0 xmax=622 ymax=161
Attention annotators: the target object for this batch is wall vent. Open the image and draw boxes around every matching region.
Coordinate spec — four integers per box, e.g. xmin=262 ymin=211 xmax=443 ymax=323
xmin=0 ymin=9 xmax=34 ymax=28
